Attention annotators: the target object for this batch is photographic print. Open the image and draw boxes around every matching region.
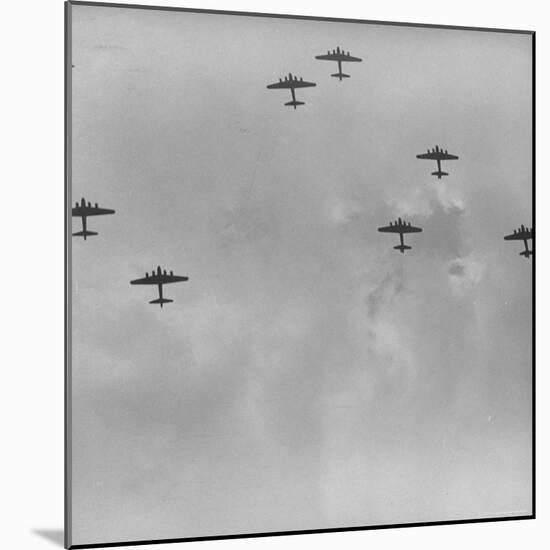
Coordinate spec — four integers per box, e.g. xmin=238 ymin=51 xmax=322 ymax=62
xmin=65 ymin=2 xmax=534 ymax=547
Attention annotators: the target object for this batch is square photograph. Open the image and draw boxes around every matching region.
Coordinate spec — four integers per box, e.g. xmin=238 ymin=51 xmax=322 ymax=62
xmin=66 ymin=2 xmax=534 ymax=547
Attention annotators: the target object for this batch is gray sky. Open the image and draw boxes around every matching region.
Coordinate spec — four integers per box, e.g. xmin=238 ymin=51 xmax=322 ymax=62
xmin=69 ymin=4 xmax=532 ymax=545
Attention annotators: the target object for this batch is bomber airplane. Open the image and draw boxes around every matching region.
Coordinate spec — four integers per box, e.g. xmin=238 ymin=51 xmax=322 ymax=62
xmin=72 ymin=197 xmax=115 ymax=240
xmin=130 ymin=266 xmax=189 ymax=307
xmin=504 ymin=225 xmax=533 ymax=259
xmin=378 ymin=217 xmax=423 ymax=253
xmin=416 ymin=145 xmax=459 ymax=179
xmin=315 ymin=46 xmax=362 ymax=80
xmin=266 ymin=72 xmax=316 ymax=109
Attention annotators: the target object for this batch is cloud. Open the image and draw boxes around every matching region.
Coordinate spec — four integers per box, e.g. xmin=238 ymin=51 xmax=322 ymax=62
xmin=420 ymin=200 xmax=465 ymax=258
xmin=448 ymin=256 xmax=485 ymax=294
xmin=390 ymin=181 xmax=465 ymax=219
xmin=215 ymin=201 xmax=281 ymax=254
xmin=448 ymin=261 xmax=466 ymax=276
xmin=327 ymin=197 xmax=363 ymax=226
xmin=365 ymin=266 xmax=405 ymax=319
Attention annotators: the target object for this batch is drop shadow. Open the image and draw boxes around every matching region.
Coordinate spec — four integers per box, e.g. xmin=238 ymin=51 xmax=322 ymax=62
xmin=33 ymin=529 xmax=64 ymax=547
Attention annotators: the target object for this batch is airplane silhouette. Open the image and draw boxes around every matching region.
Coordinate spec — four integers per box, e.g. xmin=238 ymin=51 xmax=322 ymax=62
xmin=266 ymin=72 xmax=316 ymax=109
xmin=130 ymin=266 xmax=189 ymax=307
xmin=72 ymin=197 xmax=115 ymax=240
xmin=315 ymin=46 xmax=362 ymax=80
xmin=504 ymin=225 xmax=533 ymax=259
xmin=378 ymin=217 xmax=423 ymax=253
xmin=416 ymin=145 xmax=459 ymax=179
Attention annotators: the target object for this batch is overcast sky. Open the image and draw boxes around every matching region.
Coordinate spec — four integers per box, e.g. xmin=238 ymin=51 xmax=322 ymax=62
xmin=69 ymin=4 xmax=532 ymax=546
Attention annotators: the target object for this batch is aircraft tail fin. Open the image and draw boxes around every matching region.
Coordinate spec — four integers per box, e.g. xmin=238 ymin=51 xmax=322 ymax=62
xmin=284 ymin=100 xmax=305 ymax=109
xmin=73 ymin=230 xmax=98 ymax=240
xmin=431 ymin=170 xmax=449 ymax=179
xmin=520 ymin=250 xmax=533 ymax=258
xmin=331 ymin=73 xmax=350 ymax=80
xmin=394 ymin=244 xmax=412 ymax=253
xmin=149 ymin=298 xmax=174 ymax=308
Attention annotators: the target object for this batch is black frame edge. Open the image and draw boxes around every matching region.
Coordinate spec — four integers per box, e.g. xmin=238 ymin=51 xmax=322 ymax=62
xmin=65 ymin=1 xmax=73 ymax=548
xmin=68 ymin=515 xmax=535 ymax=549
xmin=531 ymin=30 xmax=536 ymax=521
xmin=67 ymin=0 xmax=534 ymax=35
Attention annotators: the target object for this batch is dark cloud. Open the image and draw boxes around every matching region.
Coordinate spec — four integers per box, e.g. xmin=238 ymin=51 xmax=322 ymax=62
xmin=448 ymin=259 xmax=466 ymax=276
xmin=215 ymin=201 xmax=281 ymax=252
xmin=420 ymin=201 xmax=466 ymax=259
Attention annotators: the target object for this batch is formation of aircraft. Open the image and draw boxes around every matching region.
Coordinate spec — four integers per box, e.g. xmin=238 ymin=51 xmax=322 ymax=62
xmin=72 ymin=197 xmax=115 ymax=240
xmin=416 ymin=145 xmax=459 ymax=179
xmin=266 ymin=45 xmax=363 ymax=109
xmin=130 ymin=266 xmax=189 ymax=307
xmin=504 ymin=225 xmax=533 ymax=259
xmin=73 ymin=48 xmax=531 ymax=317
xmin=266 ymin=73 xmax=316 ymax=109
xmin=378 ymin=217 xmax=423 ymax=253
xmin=315 ymin=46 xmax=362 ymax=80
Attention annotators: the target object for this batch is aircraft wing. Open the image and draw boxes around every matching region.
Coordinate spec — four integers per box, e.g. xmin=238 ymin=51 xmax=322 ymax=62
xmin=267 ymin=81 xmax=293 ymax=89
xmin=72 ymin=206 xmax=86 ymax=217
xmin=416 ymin=152 xmax=439 ymax=160
xmin=130 ymin=275 xmax=161 ymax=285
xmin=315 ymin=53 xmax=362 ymax=62
xmin=315 ymin=53 xmax=337 ymax=61
xmin=504 ymin=230 xmax=532 ymax=241
xmin=341 ymin=53 xmax=362 ymax=62
xmin=73 ymin=205 xmax=115 ymax=217
xmin=86 ymin=206 xmax=115 ymax=216
xmin=378 ymin=225 xmax=422 ymax=234
xmin=130 ymin=274 xmax=189 ymax=285
xmin=267 ymin=79 xmax=315 ymax=89
xmin=416 ymin=152 xmax=458 ymax=160
xmin=439 ymin=152 xmax=459 ymax=160
xmin=378 ymin=225 xmax=403 ymax=234
xmin=161 ymin=274 xmax=190 ymax=284
xmin=401 ymin=225 xmax=423 ymax=233
xmin=292 ymin=80 xmax=316 ymax=88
